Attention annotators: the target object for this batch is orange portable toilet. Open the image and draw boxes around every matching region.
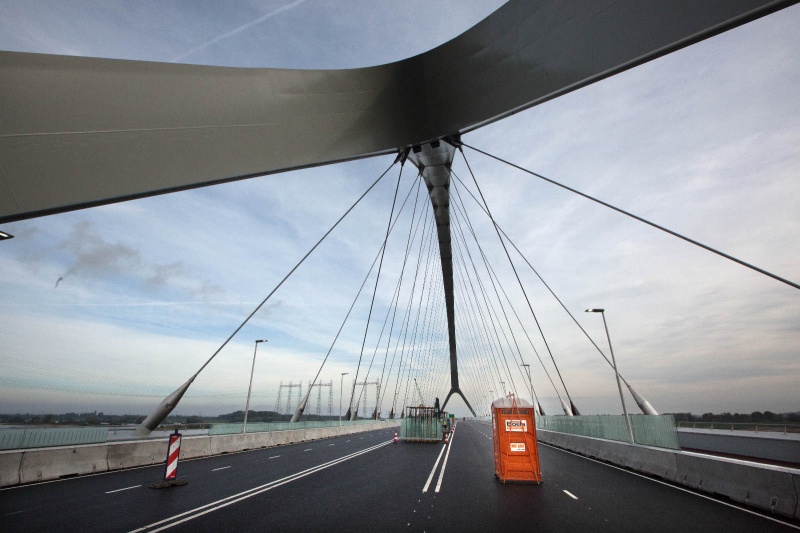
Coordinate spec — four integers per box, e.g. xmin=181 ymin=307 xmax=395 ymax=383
xmin=491 ymin=394 xmax=542 ymax=484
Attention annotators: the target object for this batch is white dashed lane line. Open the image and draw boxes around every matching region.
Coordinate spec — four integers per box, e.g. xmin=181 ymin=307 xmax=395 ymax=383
xmin=268 ymin=456 xmax=280 ymax=460
xmin=211 ymin=466 xmax=231 ymax=472
xmin=105 ymin=485 xmax=141 ymax=494
xmin=563 ymin=490 xmax=579 ymax=500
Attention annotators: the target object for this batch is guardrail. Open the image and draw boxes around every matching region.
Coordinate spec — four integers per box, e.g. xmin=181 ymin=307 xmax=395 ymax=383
xmin=0 ymin=427 xmax=109 ymax=450
xmin=0 ymin=420 xmax=365 ymax=448
xmin=537 ymin=414 xmax=680 ymax=449
xmin=677 ymin=421 xmax=800 ymax=434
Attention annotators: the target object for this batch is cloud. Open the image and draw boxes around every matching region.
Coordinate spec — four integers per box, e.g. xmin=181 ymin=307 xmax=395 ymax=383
xmin=0 ymin=3 xmax=798 ymax=418
xmin=60 ymin=220 xmax=141 ymax=280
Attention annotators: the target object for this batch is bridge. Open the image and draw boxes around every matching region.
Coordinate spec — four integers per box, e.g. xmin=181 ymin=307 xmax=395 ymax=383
xmin=1 ymin=422 xmax=798 ymax=531
xmin=1 ymin=1 xmax=799 ymax=530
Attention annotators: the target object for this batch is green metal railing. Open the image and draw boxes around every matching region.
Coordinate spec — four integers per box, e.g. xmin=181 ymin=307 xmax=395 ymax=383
xmin=536 ymin=414 xmax=680 ymax=449
xmin=677 ymin=421 xmax=800 ymax=434
xmin=209 ymin=419 xmax=386 ymax=436
xmin=0 ymin=427 xmax=109 ymax=450
xmin=399 ymin=417 xmax=442 ymax=441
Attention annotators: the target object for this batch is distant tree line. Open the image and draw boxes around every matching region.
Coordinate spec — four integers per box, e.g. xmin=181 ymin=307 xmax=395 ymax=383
xmin=217 ymin=410 xmax=347 ymax=423
xmin=669 ymin=411 xmax=800 ymax=424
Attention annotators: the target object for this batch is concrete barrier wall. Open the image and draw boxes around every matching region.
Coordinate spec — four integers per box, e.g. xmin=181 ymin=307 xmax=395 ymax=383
xmin=107 ymin=439 xmax=166 ymax=470
xmin=678 ymin=428 xmax=800 ymax=464
xmin=538 ymin=429 xmax=800 ymax=520
xmin=0 ymin=421 xmax=398 ymax=488
xmin=0 ymin=451 xmax=23 ymax=487
xmin=19 ymin=445 xmax=109 ymax=484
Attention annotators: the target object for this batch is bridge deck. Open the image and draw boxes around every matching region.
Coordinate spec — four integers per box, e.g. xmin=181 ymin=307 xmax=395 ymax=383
xmin=1 ymin=422 xmax=797 ymax=531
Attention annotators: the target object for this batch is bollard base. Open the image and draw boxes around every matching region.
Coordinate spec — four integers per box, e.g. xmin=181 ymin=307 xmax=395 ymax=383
xmin=149 ymin=479 xmax=188 ymax=489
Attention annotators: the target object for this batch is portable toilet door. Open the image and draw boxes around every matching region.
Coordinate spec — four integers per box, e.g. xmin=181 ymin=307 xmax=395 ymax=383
xmin=491 ymin=395 xmax=542 ymax=484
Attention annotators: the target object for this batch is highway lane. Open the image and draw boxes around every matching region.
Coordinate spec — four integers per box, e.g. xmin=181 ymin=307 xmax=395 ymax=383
xmin=2 ymin=422 xmax=799 ymax=532
xmin=0 ymin=428 xmax=396 ymax=532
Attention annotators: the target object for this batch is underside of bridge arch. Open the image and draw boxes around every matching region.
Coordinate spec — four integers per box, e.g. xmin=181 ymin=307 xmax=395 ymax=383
xmin=1 ymin=0 xmax=793 ymax=224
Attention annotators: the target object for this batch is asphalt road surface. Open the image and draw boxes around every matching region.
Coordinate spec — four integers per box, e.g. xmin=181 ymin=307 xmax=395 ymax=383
xmin=2 ymin=421 xmax=798 ymax=532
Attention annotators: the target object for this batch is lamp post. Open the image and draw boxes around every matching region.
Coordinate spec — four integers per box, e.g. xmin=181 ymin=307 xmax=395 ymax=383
xmin=339 ymin=372 xmax=349 ymax=426
xmin=521 ymin=363 xmax=539 ymax=416
xmin=586 ymin=309 xmax=634 ymax=444
xmin=243 ymin=339 xmax=267 ymax=434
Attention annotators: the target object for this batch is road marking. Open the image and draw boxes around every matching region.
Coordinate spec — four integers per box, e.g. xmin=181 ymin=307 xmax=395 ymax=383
xmin=105 ymin=485 xmax=141 ymax=494
xmin=563 ymin=490 xmax=578 ymax=500
xmin=268 ymin=455 xmax=280 ymax=459
xmin=304 ymin=448 xmax=312 ymax=452
xmin=212 ymin=466 xmax=231 ymax=472
xmin=422 ymin=443 xmax=448 ymax=493
xmin=540 ymin=442 xmax=800 ymax=530
xmin=328 ymin=444 xmax=335 ymax=446
xmin=129 ymin=440 xmax=391 ymax=532
xmin=434 ymin=431 xmax=456 ymax=493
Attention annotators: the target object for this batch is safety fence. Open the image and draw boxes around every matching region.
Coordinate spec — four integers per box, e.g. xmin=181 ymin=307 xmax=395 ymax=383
xmin=536 ymin=414 xmax=680 ymax=449
xmin=677 ymin=421 xmax=800 ymax=434
xmin=0 ymin=427 xmax=109 ymax=450
xmin=209 ymin=419 xmax=386 ymax=435
xmin=399 ymin=417 xmax=442 ymax=442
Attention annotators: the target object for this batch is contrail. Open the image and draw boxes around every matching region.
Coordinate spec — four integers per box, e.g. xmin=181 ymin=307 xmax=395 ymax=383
xmin=172 ymin=0 xmax=308 ymax=63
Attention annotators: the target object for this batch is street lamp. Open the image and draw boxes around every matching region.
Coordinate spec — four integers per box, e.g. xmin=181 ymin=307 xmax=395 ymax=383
xmin=521 ymin=363 xmax=542 ymax=416
xmin=339 ymin=372 xmax=349 ymax=426
xmin=243 ymin=339 xmax=267 ymax=434
xmin=586 ymin=309 xmax=634 ymax=444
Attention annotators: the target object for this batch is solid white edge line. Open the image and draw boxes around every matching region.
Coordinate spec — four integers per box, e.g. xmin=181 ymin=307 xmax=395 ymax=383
xmin=105 ymin=485 xmax=141 ymax=494
xmin=128 ymin=440 xmax=392 ymax=533
xmin=0 ymin=425 xmax=398 ymax=492
xmin=422 ymin=443 xmax=448 ymax=493
xmin=434 ymin=430 xmax=456 ymax=493
xmin=563 ymin=489 xmax=578 ymax=500
xmin=143 ymin=441 xmax=393 ymax=533
xmin=539 ymin=442 xmax=800 ymax=530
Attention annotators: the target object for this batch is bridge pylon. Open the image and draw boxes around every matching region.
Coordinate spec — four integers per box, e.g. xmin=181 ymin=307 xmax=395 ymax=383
xmin=408 ymin=139 xmax=476 ymax=417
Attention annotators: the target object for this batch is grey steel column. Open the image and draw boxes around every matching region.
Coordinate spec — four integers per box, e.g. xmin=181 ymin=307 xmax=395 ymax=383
xmin=243 ymin=339 xmax=267 ymax=434
xmin=409 ymin=141 xmax=476 ymax=416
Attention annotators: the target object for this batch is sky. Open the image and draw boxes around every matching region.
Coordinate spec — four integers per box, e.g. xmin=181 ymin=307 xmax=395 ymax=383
xmin=0 ymin=1 xmax=798 ymax=419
